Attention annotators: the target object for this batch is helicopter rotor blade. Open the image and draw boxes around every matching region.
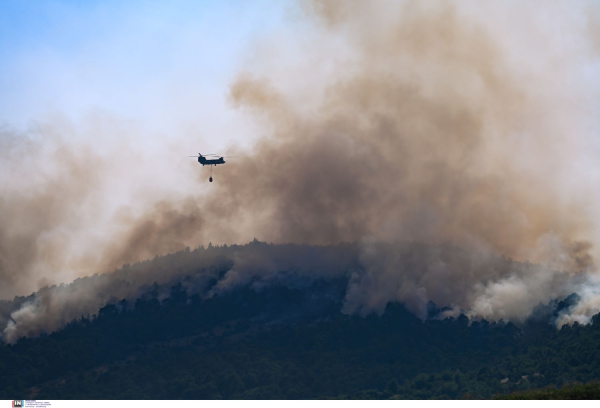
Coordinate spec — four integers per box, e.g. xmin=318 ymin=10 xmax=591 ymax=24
xmin=195 ymin=153 xmax=237 ymax=158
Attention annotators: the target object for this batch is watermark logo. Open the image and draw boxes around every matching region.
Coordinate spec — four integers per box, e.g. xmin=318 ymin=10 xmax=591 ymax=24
xmin=12 ymin=402 xmax=23 ymax=408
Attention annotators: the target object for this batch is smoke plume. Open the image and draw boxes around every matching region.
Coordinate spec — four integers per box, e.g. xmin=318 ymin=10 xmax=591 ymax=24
xmin=2 ymin=1 xmax=600 ymax=341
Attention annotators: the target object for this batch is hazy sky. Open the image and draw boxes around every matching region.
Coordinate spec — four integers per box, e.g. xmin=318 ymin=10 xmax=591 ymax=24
xmin=3 ymin=1 xmax=599 ymax=153
xmin=0 ymin=0 xmax=296 ymax=149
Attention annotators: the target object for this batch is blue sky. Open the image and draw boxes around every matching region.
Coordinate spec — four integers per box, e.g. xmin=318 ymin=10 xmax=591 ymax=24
xmin=0 ymin=0 xmax=295 ymax=145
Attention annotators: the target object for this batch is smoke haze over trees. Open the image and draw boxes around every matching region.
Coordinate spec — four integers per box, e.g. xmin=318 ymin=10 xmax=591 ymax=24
xmin=2 ymin=0 xmax=600 ymax=339
xmin=0 ymin=242 xmax=594 ymax=344
xmin=1 ymin=246 xmax=600 ymax=399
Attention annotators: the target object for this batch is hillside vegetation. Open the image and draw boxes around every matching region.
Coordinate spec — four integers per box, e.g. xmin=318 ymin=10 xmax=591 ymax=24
xmin=1 ymin=243 xmax=599 ymax=399
xmin=497 ymin=382 xmax=600 ymax=400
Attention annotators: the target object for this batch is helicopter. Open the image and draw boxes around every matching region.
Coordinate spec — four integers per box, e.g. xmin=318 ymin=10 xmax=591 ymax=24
xmin=189 ymin=153 xmax=235 ymax=182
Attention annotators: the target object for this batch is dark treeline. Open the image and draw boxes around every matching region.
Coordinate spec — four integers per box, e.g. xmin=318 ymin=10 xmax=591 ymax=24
xmin=1 ymin=239 xmax=574 ymax=344
xmin=0 ymin=266 xmax=600 ymax=399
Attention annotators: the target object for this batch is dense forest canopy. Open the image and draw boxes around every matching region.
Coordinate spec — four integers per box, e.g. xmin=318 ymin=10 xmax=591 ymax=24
xmin=0 ymin=240 xmax=592 ymax=343
xmin=1 ymin=242 xmax=600 ymax=399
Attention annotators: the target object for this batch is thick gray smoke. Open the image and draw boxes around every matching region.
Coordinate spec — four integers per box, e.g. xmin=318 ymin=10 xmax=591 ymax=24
xmin=0 ymin=124 xmax=107 ymax=298
xmin=0 ymin=240 xmax=592 ymax=343
xmin=2 ymin=1 xmax=600 ymax=341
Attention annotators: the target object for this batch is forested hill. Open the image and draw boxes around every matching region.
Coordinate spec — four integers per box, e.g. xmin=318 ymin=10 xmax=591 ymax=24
xmin=0 ymin=282 xmax=599 ymax=398
xmin=1 ymin=242 xmax=600 ymax=399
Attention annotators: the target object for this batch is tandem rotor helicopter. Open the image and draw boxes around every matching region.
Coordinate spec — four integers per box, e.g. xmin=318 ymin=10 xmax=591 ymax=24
xmin=189 ymin=153 xmax=235 ymax=182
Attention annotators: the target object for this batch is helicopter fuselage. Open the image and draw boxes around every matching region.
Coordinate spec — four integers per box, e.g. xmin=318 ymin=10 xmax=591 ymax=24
xmin=198 ymin=156 xmax=225 ymax=166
